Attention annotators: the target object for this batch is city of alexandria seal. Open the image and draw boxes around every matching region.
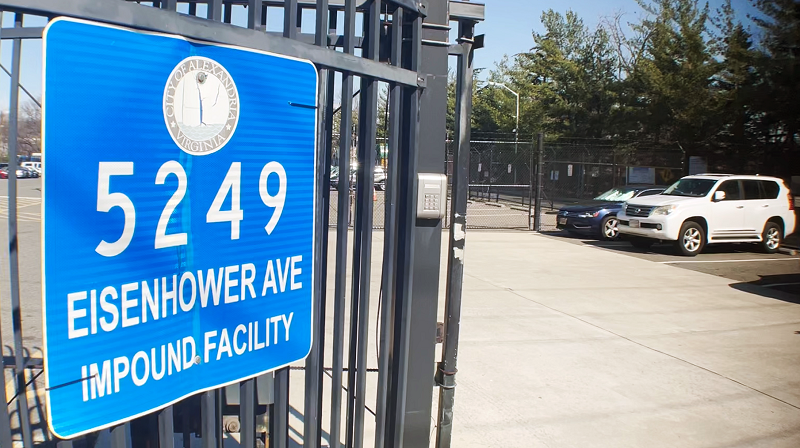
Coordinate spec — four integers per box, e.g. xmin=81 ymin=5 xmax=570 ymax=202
xmin=163 ymin=56 xmax=240 ymax=155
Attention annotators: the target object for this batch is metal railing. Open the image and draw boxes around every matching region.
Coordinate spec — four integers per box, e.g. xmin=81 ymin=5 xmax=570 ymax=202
xmin=0 ymin=1 xmax=483 ymax=447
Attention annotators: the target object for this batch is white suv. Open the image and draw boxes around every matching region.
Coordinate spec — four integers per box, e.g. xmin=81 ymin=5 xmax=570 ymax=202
xmin=617 ymin=174 xmax=796 ymax=256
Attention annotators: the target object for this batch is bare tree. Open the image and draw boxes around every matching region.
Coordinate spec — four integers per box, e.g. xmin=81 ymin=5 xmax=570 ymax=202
xmin=0 ymin=100 xmax=41 ymax=160
xmin=18 ymin=101 xmax=41 ymax=156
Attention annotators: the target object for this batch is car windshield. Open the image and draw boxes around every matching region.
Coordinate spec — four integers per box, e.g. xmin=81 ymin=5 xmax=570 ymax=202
xmin=594 ymin=188 xmax=637 ymax=202
xmin=662 ymin=178 xmax=717 ymax=197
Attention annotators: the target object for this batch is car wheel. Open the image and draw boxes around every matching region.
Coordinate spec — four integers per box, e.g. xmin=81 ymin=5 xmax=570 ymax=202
xmin=760 ymin=222 xmax=781 ymax=254
xmin=599 ymin=215 xmax=619 ymax=240
xmin=629 ymin=237 xmax=654 ymax=250
xmin=675 ymin=221 xmax=705 ymax=256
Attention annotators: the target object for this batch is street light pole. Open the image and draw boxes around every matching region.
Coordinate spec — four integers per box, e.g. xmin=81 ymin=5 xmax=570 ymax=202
xmin=486 ymin=81 xmax=520 ymax=183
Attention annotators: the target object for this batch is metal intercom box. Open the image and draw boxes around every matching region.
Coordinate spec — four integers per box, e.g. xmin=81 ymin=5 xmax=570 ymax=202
xmin=417 ymin=173 xmax=448 ymax=220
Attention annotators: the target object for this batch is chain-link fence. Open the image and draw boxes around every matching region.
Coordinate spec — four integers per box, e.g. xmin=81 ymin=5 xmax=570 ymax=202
xmin=446 ymin=138 xmax=686 ymax=231
xmin=327 ymin=139 xmax=685 ymax=231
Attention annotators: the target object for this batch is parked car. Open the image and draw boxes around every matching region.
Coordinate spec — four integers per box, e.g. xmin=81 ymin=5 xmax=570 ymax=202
xmin=373 ymin=165 xmax=386 ymax=191
xmin=21 ymin=162 xmax=41 ymax=175
xmin=0 ymin=166 xmax=31 ymax=179
xmin=618 ymin=174 xmax=796 ymax=256
xmin=330 ymin=164 xmax=386 ymax=191
xmin=557 ymin=185 xmax=666 ymax=240
xmin=20 ymin=166 xmax=38 ymax=178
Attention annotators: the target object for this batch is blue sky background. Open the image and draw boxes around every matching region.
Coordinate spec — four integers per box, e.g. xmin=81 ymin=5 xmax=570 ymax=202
xmin=469 ymin=0 xmax=758 ymax=74
xmin=0 ymin=0 xmax=760 ymax=111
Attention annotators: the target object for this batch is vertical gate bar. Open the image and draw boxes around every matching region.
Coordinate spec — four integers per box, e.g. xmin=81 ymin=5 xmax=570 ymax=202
xmin=329 ymin=0 xmax=356 ymax=446
xmin=201 ymin=391 xmax=218 ymax=448
xmin=7 ymin=12 xmax=33 ymax=448
xmin=188 ymin=2 xmax=197 ymax=16
xmin=111 ymin=424 xmax=129 ymax=447
xmin=223 ymin=1 xmax=233 ymax=23
xmin=284 ymin=0 xmax=298 ymax=38
xmin=303 ymin=1 xmax=330 ymax=446
xmin=528 ymin=138 xmax=534 ymax=230
xmin=241 ymin=3 xmax=263 ymax=446
xmin=239 ymin=380 xmax=256 ymax=448
xmin=435 ymin=20 xmax=474 ymax=448
xmin=247 ymin=0 xmax=263 ymax=31
xmin=373 ymin=7 xmax=402 ymax=448
xmin=347 ymin=2 xmax=381 ymax=447
xmin=207 ymin=0 xmax=222 ymax=21
xmin=0 ymin=13 xmax=14 ymax=448
xmin=389 ymin=13 xmax=422 ymax=448
xmin=271 ymin=368 xmax=290 ymax=448
xmin=273 ymin=2 xmax=299 ymax=445
xmin=158 ymin=406 xmax=175 ymax=448
xmin=161 ymin=0 xmax=177 ymax=11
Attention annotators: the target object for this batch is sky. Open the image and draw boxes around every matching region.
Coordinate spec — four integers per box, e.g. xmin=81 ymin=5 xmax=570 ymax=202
xmin=469 ymin=0 xmax=759 ymax=75
xmin=0 ymin=0 xmax=761 ymax=111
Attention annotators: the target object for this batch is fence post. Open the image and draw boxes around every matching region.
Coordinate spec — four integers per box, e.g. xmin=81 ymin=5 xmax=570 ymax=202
xmin=528 ymin=140 xmax=534 ymax=230
xmin=534 ymin=133 xmax=544 ymax=232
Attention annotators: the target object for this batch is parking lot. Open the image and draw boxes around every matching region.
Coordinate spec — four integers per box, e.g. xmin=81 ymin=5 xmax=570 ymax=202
xmin=544 ymin=231 xmax=800 ymax=297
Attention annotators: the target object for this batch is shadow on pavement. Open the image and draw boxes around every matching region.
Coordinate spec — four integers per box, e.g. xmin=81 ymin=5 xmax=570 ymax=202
xmin=730 ymin=274 xmax=800 ymax=304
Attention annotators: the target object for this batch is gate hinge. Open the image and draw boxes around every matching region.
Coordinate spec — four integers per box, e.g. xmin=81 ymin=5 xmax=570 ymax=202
xmin=434 ymin=362 xmax=457 ymax=390
xmin=417 ymin=74 xmax=428 ymax=88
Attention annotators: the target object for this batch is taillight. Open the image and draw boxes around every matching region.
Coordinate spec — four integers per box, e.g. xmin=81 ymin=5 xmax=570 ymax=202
xmin=789 ymin=192 xmax=795 ymax=211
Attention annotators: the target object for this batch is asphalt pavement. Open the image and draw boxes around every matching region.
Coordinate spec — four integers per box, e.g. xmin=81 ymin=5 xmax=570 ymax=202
xmin=543 ymin=231 xmax=800 ymax=297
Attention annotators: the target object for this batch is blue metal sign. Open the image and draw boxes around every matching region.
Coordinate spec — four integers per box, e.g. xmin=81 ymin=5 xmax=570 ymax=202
xmin=42 ymin=18 xmax=317 ymax=438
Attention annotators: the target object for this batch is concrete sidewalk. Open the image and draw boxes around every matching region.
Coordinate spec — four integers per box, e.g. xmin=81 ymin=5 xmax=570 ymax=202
xmin=449 ymin=232 xmax=800 ymax=448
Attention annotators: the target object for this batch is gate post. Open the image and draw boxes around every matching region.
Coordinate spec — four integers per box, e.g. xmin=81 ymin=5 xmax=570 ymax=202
xmin=534 ymin=133 xmax=544 ymax=232
xmin=399 ymin=0 xmax=449 ymax=446
xmin=435 ymin=18 xmax=474 ymax=448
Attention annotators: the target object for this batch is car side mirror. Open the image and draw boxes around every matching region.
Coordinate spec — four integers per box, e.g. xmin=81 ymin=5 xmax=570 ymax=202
xmin=713 ymin=191 xmax=726 ymax=202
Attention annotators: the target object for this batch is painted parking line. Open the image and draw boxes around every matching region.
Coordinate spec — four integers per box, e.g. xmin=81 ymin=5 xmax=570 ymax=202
xmin=658 ymin=258 xmax=797 ymax=264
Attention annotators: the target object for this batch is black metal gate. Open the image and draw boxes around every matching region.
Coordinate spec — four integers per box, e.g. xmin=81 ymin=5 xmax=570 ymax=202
xmin=0 ymin=0 xmax=483 ymax=447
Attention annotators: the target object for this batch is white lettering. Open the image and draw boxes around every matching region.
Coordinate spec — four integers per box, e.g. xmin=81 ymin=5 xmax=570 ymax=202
xmin=113 ymin=356 xmax=129 ymax=393
xmin=217 ymin=328 xmax=233 ymax=361
xmin=224 ymin=265 xmax=240 ymax=304
xmin=179 ymin=271 xmax=197 ymax=312
xmin=282 ymin=312 xmax=294 ymax=342
xmin=162 ymin=275 xmax=178 ymax=318
xmin=233 ymin=324 xmax=247 ymax=355
xmin=89 ymin=360 xmax=112 ymax=399
xmin=199 ymin=268 xmax=224 ymax=307
xmin=241 ymin=263 xmax=256 ymax=300
xmin=204 ymin=331 xmax=217 ymax=364
xmin=131 ymin=351 xmax=150 ymax=386
xmin=152 ymin=345 xmax=166 ymax=381
xmin=82 ymin=365 xmax=89 ymax=402
xmin=262 ymin=260 xmax=277 ymax=296
xmin=277 ymin=258 xmax=290 ymax=292
xmin=90 ymin=290 xmax=98 ymax=335
xmin=168 ymin=340 xmax=181 ymax=376
xmin=99 ymin=286 xmax=119 ymax=332
xmin=271 ymin=316 xmax=282 ymax=345
xmin=182 ymin=337 xmax=196 ymax=370
xmin=68 ymin=291 xmax=88 ymax=339
xmin=142 ymin=279 xmax=159 ymax=323
xmin=290 ymin=256 xmax=302 ymax=291
xmin=253 ymin=321 xmax=265 ymax=350
xmin=121 ymin=282 xmax=139 ymax=328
